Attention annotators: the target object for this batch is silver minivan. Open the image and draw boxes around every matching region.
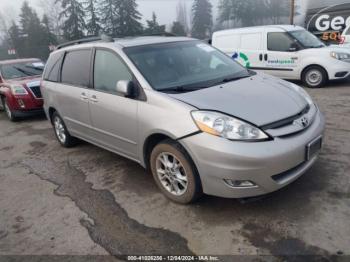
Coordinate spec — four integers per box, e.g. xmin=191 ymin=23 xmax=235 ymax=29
xmin=42 ymin=36 xmax=325 ymax=204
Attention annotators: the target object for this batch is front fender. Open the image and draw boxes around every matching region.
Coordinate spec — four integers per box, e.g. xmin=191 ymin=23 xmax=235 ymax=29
xmin=298 ymin=55 xmax=334 ymax=79
xmin=137 ymin=90 xmax=199 ymax=167
xmin=0 ymin=86 xmax=16 ymax=108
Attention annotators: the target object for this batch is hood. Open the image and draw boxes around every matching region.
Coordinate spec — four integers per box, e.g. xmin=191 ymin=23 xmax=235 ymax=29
xmin=168 ymin=74 xmax=308 ymax=126
xmin=310 ymin=46 xmax=350 ymax=54
xmin=7 ymin=76 xmax=41 ymax=87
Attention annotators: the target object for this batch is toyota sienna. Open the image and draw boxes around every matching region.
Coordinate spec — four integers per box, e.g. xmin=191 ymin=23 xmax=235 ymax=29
xmin=41 ymin=36 xmax=325 ymax=204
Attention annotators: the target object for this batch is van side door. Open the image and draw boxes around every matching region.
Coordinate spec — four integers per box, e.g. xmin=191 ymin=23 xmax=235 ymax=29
xmin=263 ymin=32 xmax=300 ymax=79
xmin=235 ymin=32 xmax=265 ymax=70
xmin=55 ymin=49 xmax=93 ymax=140
xmin=88 ymin=48 xmax=139 ymax=160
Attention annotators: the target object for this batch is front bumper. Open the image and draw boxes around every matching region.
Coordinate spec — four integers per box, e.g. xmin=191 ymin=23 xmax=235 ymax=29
xmin=12 ymin=108 xmax=45 ymax=118
xmin=180 ymin=111 xmax=325 ymax=198
xmin=327 ymin=60 xmax=350 ymax=80
xmin=7 ymin=95 xmax=44 ymax=117
xmin=8 ymin=95 xmax=43 ymax=109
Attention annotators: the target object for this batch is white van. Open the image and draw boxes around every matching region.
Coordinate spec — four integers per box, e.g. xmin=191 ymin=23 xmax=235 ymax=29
xmin=212 ymin=25 xmax=350 ymax=88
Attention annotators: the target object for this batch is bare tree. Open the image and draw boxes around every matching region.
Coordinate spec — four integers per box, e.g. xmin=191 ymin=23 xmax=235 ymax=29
xmin=39 ymin=0 xmax=63 ymax=37
xmin=176 ymin=0 xmax=189 ymax=34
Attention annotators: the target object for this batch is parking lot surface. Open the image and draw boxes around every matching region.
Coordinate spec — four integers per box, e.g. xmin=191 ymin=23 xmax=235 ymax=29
xmin=0 ymin=82 xmax=349 ymax=259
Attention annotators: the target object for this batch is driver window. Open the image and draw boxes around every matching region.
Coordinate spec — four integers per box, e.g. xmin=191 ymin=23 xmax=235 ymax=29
xmin=268 ymin=32 xmax=295 ymax=52
xmin=94 ymin=49 xmax=132 ymax=94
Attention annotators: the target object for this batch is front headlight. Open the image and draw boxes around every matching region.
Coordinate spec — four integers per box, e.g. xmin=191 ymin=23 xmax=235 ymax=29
xmin=191 ymin=111 xmax=269 ymax=141
xmin=10 ymin=85 xmax=28 ymax=95
xmin=331 ymin=51 xmax=350 ymax=61
xmin=288 ymin=82 xmax=313 ymax=106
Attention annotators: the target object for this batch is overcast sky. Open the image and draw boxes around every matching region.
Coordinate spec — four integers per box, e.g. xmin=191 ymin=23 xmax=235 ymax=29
xmin=1 ymin=0 xmax=342 ymax=28
xmin=0 ymin=0 xmax=219 ymax=27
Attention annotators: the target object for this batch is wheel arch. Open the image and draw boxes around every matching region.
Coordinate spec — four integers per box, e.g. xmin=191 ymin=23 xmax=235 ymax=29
xmin=301 ymin=64 xmax=329 ymax=81
xmin=142 ymin=133 xmax=174 ymax=170
xmin=48 ymin=107 xmax=57 ymax=124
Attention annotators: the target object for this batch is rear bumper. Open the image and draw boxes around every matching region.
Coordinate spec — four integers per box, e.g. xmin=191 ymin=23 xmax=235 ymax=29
xmin=180 ymin=111 xmax=325 ymax=198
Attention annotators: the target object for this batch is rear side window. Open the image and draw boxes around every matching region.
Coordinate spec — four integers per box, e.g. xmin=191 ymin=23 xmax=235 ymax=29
xmin=93 ymin=49 xmax=132 ymax=94
xmin=268 ymin=32 xmax=294 ymax=52
xmin=44 ymin=52 xmax=63 ymax=82
xmin=61 ymin=49 xmax=91 ymax=87
xmin=240 ymin=33 xmax=262 ymax=50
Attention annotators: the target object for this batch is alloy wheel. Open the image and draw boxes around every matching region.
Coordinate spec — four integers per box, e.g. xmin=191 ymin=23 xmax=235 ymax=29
xmin=156 ymin=152 xmax=188 ymax=196
xmin=54 ymin=116 xmax=66 ymax=144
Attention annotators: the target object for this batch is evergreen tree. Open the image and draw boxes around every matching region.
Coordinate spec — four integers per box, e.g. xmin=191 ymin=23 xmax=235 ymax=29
xmin=116 ymin=0 xmax=143 ymax=37
xmin=218 ymin=0 xmax=282 ymax=27
xmin=39 ymin=0 xmax=63 ymax=38
xmin=19 ymin=1 xmax=36 ymax=34
xmin=8 ymin=21 xmax=21 ymax=56
xmin=84 ymin=0 xmax=101 ymax=36
xmin=99 ymin=0 xmax=119 ymax=36
xmin=171 ymin=21 xmax=186 ymax=36
xmin=144 ymin=12 xmax=166 ymax=35
xmin=42 ymin=14 xmax=58 ymax=45
xmin=191 ymin=0 xmax=212 ymax=39
xmin=40 ymin=15 xmax=58 ymax=58
xmin=56 ymin=0 xmax=86 ymax=41
xmin=269 ymin=0 xmax=289 ymax=24
xmin=19 ymin=1 xmax=47 ymax=58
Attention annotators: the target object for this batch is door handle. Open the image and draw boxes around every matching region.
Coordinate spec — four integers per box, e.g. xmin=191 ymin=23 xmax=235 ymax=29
xmin=90 ymin=95 xmax=98 ymax=103
xmin=264 ymin=54 xmax=268 ymax=61
xmin=80 ymin=93 xmax=89 ymax=100
xmin=259 ymin=54 xmax=263 ymax=61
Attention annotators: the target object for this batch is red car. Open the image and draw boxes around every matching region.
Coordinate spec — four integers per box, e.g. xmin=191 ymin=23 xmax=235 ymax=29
xmin=0 ymin=58 xmax=44 ymax=121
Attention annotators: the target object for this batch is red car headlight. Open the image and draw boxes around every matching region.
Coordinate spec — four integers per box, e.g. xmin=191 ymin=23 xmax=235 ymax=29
xmin=10 ymin=85 xmax=28 ymax=95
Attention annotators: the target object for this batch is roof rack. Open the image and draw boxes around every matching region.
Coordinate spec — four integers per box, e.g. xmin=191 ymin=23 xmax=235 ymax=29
xmin=56 ymin=35 xmax=114 ymax=50
xmin=142 ymin=32 xmax=177 ymax=37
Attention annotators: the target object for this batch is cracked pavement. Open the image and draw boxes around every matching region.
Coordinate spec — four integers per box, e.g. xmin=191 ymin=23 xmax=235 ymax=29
xmin=0 ymin=82 xmax=349 ymax=260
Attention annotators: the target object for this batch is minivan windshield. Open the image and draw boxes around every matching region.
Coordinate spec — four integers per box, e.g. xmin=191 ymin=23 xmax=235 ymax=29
xmin=0 ymin=61 xmax=44 ymax=80
xmin=124 ymin=41 xmax=249 ymax=92
xmin=289 ymin=30 xmax=325 ymax=48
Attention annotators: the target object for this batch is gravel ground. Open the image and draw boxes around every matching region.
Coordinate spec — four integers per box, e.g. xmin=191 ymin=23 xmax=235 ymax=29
xmin=0 ymin=81 xmax=349 ymax=261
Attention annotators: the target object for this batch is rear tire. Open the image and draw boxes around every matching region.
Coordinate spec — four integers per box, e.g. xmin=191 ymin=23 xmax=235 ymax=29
xmin=2 ymin=97 xmax=17 ymax=122
xmin=150 ymin=140 xmax=203 ymax=204
xmin=52 ymin=112 xmax=78 ymax=148
xmin=302 ymin=66 xmax=327 ymax=88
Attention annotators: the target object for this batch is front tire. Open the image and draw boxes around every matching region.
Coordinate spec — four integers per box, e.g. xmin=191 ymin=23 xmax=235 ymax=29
xmin=2 ymin=97 xmax=17 ymax=122
xmin=52 ymin=112 xmax=77 ymax=148
xmin=150 ymin=140 xmax=202 ymax=204
xmin=302 ymin=66 xmax=327 ymax=88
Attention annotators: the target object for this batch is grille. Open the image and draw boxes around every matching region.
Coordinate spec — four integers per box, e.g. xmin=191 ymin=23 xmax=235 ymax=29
xmin=29 ymin=85 xmax=42 ymax=98
xmin=261 ymin=105 xmax=311 ymax=130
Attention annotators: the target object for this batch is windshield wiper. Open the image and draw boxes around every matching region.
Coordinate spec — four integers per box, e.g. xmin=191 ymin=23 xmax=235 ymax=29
xmin=13 ymin=66 xmax=37 ymax=76
xmin=159 ymin=86 xmax=207 ymax=93
xmin=309 ymin=45 xmax=325 ymax=48
xmin=214 ymin=74 xmax=250 ymax=86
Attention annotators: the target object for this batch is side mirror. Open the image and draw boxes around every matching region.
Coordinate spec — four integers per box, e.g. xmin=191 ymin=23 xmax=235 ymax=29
xmin=289 ymin=42 xmax=299 ymax=52
xmin=116 ymin=80 xmax=136 ymax=98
